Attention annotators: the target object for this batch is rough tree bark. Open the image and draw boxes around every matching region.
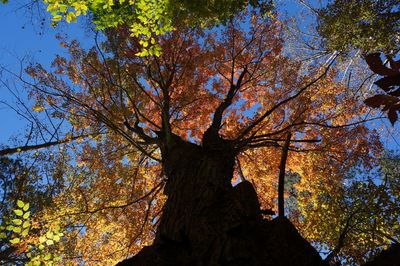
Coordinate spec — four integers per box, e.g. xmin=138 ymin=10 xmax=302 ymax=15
xmin=117 ymin=132 xmax=326 ymax=266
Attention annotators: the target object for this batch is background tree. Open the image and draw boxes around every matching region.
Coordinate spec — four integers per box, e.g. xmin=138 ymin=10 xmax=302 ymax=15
xmin=0 ymin=154 xmax=67 ymax=265
xmin=37 ymin=0 xmax=274 ymax=56
xmin=317 ymin=0 xmax=400 ymax=53
xmin=317 ymin=0 xmax=400 ymax=125
xmin=297 ymin=151 xmax=400 ymax=265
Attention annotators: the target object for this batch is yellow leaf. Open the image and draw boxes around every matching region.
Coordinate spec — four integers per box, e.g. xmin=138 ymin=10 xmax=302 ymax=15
xmin=17 ymin=200 xmax=25 ymax=208
xmin=9 ymin=238 xmax=20 ymax=244
xmin=23 ymin=211 xmax=30 ymax=219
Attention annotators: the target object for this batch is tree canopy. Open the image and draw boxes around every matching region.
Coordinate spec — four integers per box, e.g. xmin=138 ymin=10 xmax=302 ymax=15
xmin=41 ymin=0 xmax=273 ymax=56
xmin=317 ymin=0 xmax=400 ymax=125
xmin=317 ymin=0 xmax=400 ymax=54
xmin=0 ymin=1 xmax=399 ymax=266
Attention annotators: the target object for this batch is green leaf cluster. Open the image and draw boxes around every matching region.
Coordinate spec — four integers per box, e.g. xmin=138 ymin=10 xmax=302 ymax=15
xmin=39 ymin=0 xmax=273 ymax=56
xmin=0 ymin=199 xmax=64 ymax=265
xmin=2 ymin=200 xmax=31 ymax=245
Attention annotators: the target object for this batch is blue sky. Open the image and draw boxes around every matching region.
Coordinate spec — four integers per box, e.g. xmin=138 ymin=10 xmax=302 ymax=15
xmin=0 ymin=1 xmax=91 ymax=144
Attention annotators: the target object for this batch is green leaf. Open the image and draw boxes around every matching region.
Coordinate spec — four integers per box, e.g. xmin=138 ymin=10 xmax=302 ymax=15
xmin=22 ymin=228 xmax=29 ymax=237
xmin=44 ymin=253 xmax=52 ymax=260
xmin=23 ymin=212 xmax=30 ymax=219
xmin=59 ymin=4 xmax=68 ymax=12
xmin=9 ymin=237 xmax=20 ymax=244
xmin=66 ymin=12 xmax=77 ymax=23
xmin=12 ymin=227 xmax=21 ymax=233
xmin=46 ymin=231 xmax=54 ymax=239
xmin=14 ymin=209 xmax=23 ymax=216
xmin=23 ymin=221 xmax=31 ymax=228
xmin=0 ymin=232 xmax=7 ymax=238
xmin=12 ymin=219 xmax=22 ymax=226
xmin=52 ymin=14 xmax=63 ymax=22
xmin=23 ymin=203 xmax=30 ymax=212
xmin=17 ymin=200 xmax=25 ymax=208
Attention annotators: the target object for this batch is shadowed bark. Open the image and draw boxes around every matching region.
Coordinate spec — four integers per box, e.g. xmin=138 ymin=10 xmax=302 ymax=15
xmin=362 ymin=244 xmax=400 ymax=266
xmin=117 ymin=133 xmax=326 ymax=266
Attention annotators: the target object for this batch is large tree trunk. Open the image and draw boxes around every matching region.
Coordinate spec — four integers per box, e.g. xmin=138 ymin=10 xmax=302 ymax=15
xmin=117 ymin=134 xmax=326 ymax=265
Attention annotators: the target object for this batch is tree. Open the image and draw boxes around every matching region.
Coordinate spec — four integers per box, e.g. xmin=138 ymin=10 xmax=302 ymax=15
xmin=296 ymin=152 xmax=400 ymax=265
xmin=363 ymin=53 xmax=400 ymax=125
xmin=317 ymin=0 xmax=400 ymax=54
xmin=317 ymin=0 xmax=400 ymax=125
xmin=37 ymin=0 xmax=274 ymax=56
xmin=0 ymin=7 xmax=388 ymax=264
xmin=0 ymin=155 xmax=66 ymax=265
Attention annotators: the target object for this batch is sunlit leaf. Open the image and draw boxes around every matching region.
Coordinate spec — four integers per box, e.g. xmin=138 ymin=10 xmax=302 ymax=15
xmin=23 ymin=203 xmax=30 ymax=212
xmin=17 ymin=200 xmax=25 ymax=208
xmin=23 ymin=211 xmax=30 ymax=219
xmin=13 ymin=209 xmax=23 ymax=216
xmin=12 ymin=219 xmax=23 ymax=226
xmin=12 ymin=227 xmax=21 ymax=233
xmin=9 ymin=238 xmax=20 ymax=244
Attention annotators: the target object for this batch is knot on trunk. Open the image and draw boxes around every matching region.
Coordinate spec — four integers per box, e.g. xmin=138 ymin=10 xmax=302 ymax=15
xmin=202 ymin=128 xmax=234 ymax=154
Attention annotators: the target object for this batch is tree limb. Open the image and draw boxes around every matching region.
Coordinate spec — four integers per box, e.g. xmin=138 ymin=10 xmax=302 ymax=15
xmin=278 ymin=132 xmax=292 ymax=218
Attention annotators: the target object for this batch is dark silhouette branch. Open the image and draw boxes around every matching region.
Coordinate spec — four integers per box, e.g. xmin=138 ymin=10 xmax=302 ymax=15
xmin=235 ymin=55 xmax=337 ymax=143
xmin=324 ymin=206 xmax=362 ymax=264
xmin=278 ymin=132 xmax=292 ymax=218
xmin=0 ymin=134 xmax=88 ymax=156
xmin=123 ymin=120 xmax=157 ymax=144
xmin=208 ymin=66 xmax=248 ymax=134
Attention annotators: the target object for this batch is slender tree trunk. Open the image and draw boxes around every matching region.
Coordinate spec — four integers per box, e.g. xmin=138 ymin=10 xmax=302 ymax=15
xmin=278 ymin=133 xmax=291 ymax=218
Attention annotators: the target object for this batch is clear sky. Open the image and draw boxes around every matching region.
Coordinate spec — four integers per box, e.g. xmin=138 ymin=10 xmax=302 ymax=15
xmin=0 ymin=1 xmax=91 ymax=145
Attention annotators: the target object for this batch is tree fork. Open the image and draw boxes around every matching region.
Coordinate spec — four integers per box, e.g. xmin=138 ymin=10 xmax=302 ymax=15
xmin=117 ymin=132 xmax=326 ymax=266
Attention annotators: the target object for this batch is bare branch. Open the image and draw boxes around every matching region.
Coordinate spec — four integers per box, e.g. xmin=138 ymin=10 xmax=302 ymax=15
xmin=235 ymin=54 xmax=337 ymax=143
xmin=0 ymin=134 xmax=89 ymax=156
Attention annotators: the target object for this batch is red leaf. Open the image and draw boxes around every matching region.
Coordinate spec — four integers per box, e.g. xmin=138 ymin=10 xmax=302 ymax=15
xmin=364 ymin=94 xmax=398 ymax=108
xmin=388 ymin=56 xmax=400 ymax=72
xmin=365 ymin=53 xmax=398 ymax=76
xmin=375 ymin=75 xmax=400 ymax=92
xmin=388 ymin=108 xmax=398 ymax=125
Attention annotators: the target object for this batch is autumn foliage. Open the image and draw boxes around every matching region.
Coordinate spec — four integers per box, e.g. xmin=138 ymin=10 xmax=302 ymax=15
xmin=0 ymin=9 xmax=397 ymax=266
